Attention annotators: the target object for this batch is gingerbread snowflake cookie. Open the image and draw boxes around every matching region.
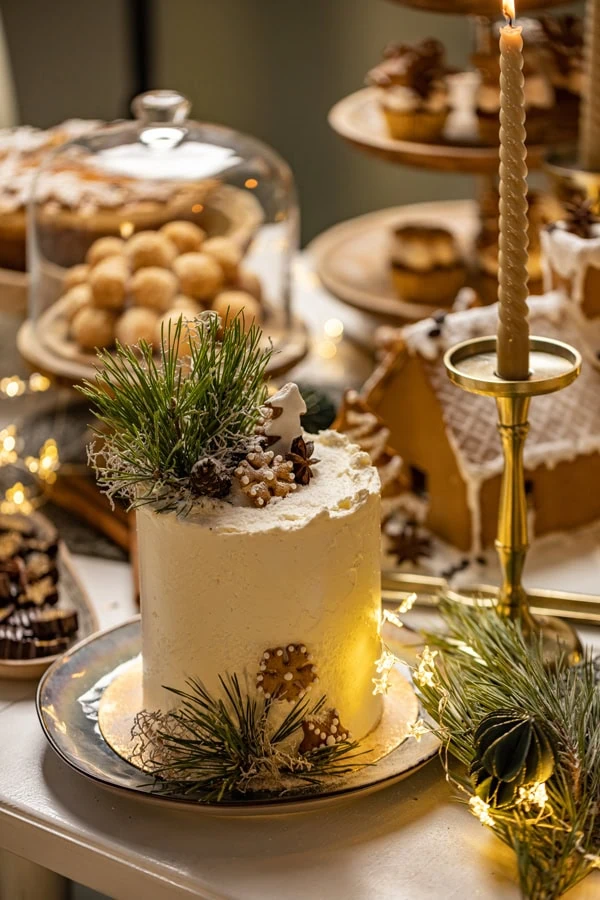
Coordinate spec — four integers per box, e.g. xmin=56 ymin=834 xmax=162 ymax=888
xmin=299 ymin=709 xmax=351 ymax=753
xmin=256 ymin=644 xmax=318 ymax=701
xmin=235 ymin=448 xmax=296 ymax=507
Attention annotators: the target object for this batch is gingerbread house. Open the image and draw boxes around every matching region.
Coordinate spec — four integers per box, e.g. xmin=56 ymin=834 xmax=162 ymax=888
xmin=362 ymin=293 xmax=600 ymax=552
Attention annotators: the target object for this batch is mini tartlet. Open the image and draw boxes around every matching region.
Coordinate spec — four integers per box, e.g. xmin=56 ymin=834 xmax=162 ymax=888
xmin=367 ymin=39 xmax=451 ymax=143
xmin=390 ymin=224 xmax=466 ymax=306
xmin=471 ymin=49 xmax=554 ymax=146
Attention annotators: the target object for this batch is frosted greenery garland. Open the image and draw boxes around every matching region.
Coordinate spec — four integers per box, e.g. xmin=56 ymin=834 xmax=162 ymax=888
xmin=79 ymin=313 xmax=273 ymax=512
xmin=413 ymin=599 xmax=600 ymax=900
xmin=130 ymin=674 xmax=364 ymax=802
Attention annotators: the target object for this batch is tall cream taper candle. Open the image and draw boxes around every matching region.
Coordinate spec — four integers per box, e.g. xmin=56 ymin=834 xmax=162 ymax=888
xmin=497 ymin=0 xmax=529 ymax=381
xmin=579 ymin=0 xmax=600 ymax=171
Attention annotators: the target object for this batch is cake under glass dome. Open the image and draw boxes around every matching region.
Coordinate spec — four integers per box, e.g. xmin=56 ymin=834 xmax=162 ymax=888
xmin=25 ymin=90 xmax=304 ymax=379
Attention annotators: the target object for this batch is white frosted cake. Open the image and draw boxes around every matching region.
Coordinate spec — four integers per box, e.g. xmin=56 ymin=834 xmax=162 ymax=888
xmin=138 ymin=429 xmax=384 ymax=741
xmin=85 ymin=317 xmax=387 ymax=794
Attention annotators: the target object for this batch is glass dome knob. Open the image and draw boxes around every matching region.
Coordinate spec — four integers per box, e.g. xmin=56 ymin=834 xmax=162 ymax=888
xmin=131 ymin=90 xmax=191 ymax=124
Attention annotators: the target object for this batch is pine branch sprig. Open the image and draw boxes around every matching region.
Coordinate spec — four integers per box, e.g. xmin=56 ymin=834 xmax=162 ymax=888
xmin=78 ymin=314 xmax=273 ymax=510
xmin=130 ymin=674 xmax=365 ymax=803
xmin=415 ymin=599 xmax=600 ymax=900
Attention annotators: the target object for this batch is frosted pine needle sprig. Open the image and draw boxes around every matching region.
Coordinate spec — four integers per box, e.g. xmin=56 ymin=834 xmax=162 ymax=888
xmin=415 ymin=599 xmax=600 ymax=900
xmin=130 ymin=674 xmax=365 ymax=802
xmin=78 ymin=313 xmax=273 ymax=511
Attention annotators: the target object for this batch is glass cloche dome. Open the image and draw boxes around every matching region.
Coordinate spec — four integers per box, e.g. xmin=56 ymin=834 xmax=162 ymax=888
xmin=26 ymin=90 xmax=303 ymax=379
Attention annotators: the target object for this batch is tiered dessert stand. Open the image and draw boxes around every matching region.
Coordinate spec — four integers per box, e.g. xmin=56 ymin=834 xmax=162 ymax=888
xmin=310 ymin=0 xmax=575 ymax=332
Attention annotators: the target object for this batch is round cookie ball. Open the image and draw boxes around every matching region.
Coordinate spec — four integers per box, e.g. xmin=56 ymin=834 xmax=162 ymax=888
xmin=116 ymin=307 xmax=159 ymax=346
xmin=171 ymin=295 xmax=203 ymax=315
xmin=125 ymin=231 xmax=177 ymax=271
xmin=201 ymin=237 xmax=241 ymax=282
xmin=129 ymin=267 xmax=177 ymax=312
xmin=160 ymin=220 xmax=206 ymax=254
xmin=212 ymin=290 xmax=261 ymax=331
xmin=156 ymin=310 xmax=197 ymax=357
xmin=86 ymin=236 xmax=125 ymax=267
xmin=89 ymin=256 xmax=128 ymax=310
xmin=235 ymin=268 xmax=263 ymax=303
xmin=173 ymin=252 xmax=224 ymax=301
xmin=62 ymin=283 xmax=93 ymax=323
xmin=71 ymin=307 xmax=116 ymax=351
xmin=63 ymin=263 xmax=90 ymax=292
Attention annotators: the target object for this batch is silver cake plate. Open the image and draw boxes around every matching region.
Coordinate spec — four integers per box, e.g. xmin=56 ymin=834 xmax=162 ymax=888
xmin=36 ymin=617 xmax=439 ymax=815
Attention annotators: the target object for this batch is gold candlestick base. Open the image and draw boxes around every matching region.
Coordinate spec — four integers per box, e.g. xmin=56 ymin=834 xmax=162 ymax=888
xmin=444 ymin=335 xmax=584 ymax=665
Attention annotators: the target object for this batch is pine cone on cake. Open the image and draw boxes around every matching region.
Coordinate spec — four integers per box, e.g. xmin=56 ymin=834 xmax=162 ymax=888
xmin=234 ymin=448 xmax=296 ymax=507
xmin=563 ymin=195 xmax=600 ymax=239
xmin=189 ymin=456 xmax=232 ymax=499
xmin=470 ymin=709 xmax=556 ymax=807
xmin=286 ymin=436 xmax=319 ymax=486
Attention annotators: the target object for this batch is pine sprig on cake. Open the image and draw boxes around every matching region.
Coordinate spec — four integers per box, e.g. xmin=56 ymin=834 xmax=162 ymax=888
xmin=130 ymin=674 xmax=364 ymax=802
xmin=414 ymin=599 xmax=600 ymax=900
xmin=79 ymin=313 xmax=273 ymax=510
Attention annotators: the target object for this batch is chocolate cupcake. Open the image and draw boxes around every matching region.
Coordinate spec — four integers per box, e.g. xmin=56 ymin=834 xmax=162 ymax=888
xmin=538 ymin=15 xmax=583 ymax=137
xmin=367 ymin=39 xmax=451 ymax=143
xmin=472 ymin=24 xmax=554 ymax=146
xmin=390 ymin=224 xmax=466 ymax=306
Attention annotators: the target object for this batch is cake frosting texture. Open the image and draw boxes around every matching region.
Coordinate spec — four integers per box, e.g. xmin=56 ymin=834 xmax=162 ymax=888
xmin=139 ymin=430 xmax=384 ymax=741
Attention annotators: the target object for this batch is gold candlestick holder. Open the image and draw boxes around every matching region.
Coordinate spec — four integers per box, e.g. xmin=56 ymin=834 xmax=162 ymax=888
xmin=444 ymin=334 xmax=584 ymax=664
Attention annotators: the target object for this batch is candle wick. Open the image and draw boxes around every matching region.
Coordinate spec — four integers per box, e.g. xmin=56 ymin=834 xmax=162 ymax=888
xmin=505 ymin=15 xmax=514 ymax=26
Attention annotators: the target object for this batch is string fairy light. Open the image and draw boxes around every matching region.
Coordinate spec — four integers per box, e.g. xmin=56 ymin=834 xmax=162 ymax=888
xmin=407 ymin=718 xmax=429 ymax=743
xmin=382 ymin=592 xmax=418 ymax=631
xmin=382 ymin=607 xmax=404 ymax=630
xmin=413 ymin=646 xmax=438 ymax=688
xmin=372 ymin=646 xmax=396 ymax=695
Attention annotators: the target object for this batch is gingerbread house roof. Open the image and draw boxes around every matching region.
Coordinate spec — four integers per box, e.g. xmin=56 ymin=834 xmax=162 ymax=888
xmin=365 ymin=293 xmax=600 ymax=487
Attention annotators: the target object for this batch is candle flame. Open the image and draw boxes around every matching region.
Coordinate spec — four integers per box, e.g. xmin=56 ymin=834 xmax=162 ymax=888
xmin=503 ymin=0 xmax=515 ymax=24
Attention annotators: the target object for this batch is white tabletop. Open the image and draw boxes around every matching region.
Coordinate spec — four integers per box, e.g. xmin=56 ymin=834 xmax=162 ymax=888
xmin=0 ymin=554 xmax=599 ymax=900
xmin=1 ymin=270 xmax=600 ymax=899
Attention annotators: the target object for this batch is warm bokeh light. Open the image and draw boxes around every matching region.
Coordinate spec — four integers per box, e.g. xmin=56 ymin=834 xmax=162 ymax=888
xmin=28 ymin=372 xmax=51 ymax=392
xmin=0 ymin=425 xmax=18 ymax=466
xmin=1 ymin=482 xmax=34 ymax=515
xmin=26 ymin=439 xmax=60 ymax=485
xmin=316 ymin=338 xmax=337 ymax=360
xmin=1 ymin=376 xmax=25 ymax=398
xmin=244 ymin=178 xmax=258 ymax=189
xmin=119 ymin=221 xmax=134 ymax=239
xmin=191 ymin=203 xmax=204 ymax=214
xmin=324 ymin=318 xmax=344 ymax=340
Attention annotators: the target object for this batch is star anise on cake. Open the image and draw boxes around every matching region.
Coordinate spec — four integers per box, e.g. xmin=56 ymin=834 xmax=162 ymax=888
xmin=299 ymin=708 xmax=351 ymax=753
xmin=286 ymin=436 xmax=320 ymax=486
xmin=256 ymin=644 xmax=318 ymax=701
xmin=384 ymin=519 xmax=432 ymax=567
xmin=563 ymin=195 xmax=600 ymax=239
